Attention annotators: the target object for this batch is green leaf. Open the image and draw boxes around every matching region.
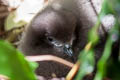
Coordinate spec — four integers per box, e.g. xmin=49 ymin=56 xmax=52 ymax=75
xmin=94 ymin=21 xmax=120 ymax=80
xmin=5 ymin=11 xmax=26 ymax=31
xmin=88 ymin=21 xmax=100 ymax=46
xmin=99 ymin=0 xmax=120 ymax=19
xmin=0 ymin=40 xmax=37 ymax=80
xmin=99 ymin=0 xmax=115 ymax=19
xmin=75 ymin=49 xmax=95 ymax=80
xmin=28 ymin=61 xmax=38 ymax=72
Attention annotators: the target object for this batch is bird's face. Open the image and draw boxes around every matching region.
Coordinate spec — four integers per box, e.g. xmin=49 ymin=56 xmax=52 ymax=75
xmin=21 ymin=8 xmax=77 ymax=57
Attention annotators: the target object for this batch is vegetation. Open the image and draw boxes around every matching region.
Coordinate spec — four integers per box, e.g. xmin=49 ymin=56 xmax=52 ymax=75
xmin=0 ymin=0 xmax=119 ymax=80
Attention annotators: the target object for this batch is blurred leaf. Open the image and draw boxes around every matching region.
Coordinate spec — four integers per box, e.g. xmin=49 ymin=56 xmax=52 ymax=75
xmin=80 ymin=0 xmax=120 ymax=80
xmin=106 ymin=20 xmax=120 ymax=80
xmin=94 ymin=21 xmax=119 ymax=80
xmin=88 ymin=21 xmax=100 ymax=46
xmin=99 ymin=0 xmax=120 ymax=19
xmin=0 ymin=40 xmax=38 ymax=80
xmin=5 ymin=11 xmax=26 ymax=31
xmin=99 ymin=0 xmax=115 ymax=19
xmin=75 ymin=49 xmax=95 ymax=80
xmin=94 ymin=0 xmax=120 ymax=78
xmin=106 ymin=59 xmax=120 ymax=80
xmin=6 ymin=28 xmax=23 ymax=42
xmin=5 ymin=0 xmax=45 ymax=31
xmin=28 ymin=61 xmax=38 ymax=72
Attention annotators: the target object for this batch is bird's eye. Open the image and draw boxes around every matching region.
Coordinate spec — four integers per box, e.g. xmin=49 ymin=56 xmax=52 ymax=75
xmin=47 ymin=37 xmax=54 ymax=42
xmin=46 ymin=36 xmax=62 ymax=47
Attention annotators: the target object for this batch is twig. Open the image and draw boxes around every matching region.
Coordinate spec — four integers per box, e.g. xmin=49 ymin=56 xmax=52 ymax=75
xmin=26 ymin=55 xmax=74 ymax=68
xmin=0 ymin=75 xmax=9 ymax=80
xmin=66 ymin=61 xmax=80 ymax=80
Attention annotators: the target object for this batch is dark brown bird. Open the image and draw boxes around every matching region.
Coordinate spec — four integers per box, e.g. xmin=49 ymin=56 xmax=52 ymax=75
xmin=20 ymin=8 xmax=77 ymax=57
xmin=19 ymin=0 xmax=80 ymax=78
xmin=18 ymin=0 xmax=113 ymax=79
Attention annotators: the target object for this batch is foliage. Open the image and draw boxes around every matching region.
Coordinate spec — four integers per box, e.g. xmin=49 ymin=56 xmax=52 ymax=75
xmin=0 ymin=0 xmax=120 ymax=80
xmin=5 ymin=0 xmax=44 ymax=31
xmin=5 ymin=11 xmax=27 ymax=31
xmin=0 ymin=40 xmax=38 ymax=80
xmin=75 ymin=49 xmax=95 ymax=80
xmin=75 ymin=0 xmax=120 ymax=80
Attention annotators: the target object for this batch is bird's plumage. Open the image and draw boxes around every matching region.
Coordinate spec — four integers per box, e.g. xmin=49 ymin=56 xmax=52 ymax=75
xmin=19 ymin=0 xmax=78 ymax=78
xmin=19 ymin=6 xmax=77 ymax=56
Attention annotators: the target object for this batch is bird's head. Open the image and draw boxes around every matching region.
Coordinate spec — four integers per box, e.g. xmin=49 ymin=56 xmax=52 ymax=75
xmin=21 ymin=7 xmax=77 ymax=57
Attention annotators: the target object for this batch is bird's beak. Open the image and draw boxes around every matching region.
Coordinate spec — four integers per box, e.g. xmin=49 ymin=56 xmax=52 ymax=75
xmin=63 ymin=44 xmax=73 ymax=57
xmin=52 ymin=41 xmax=73 ymax=57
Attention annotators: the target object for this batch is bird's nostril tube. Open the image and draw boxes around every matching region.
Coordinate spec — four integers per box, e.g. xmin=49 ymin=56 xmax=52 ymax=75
xmin=63 ymin=44 xmax=73 ymax=57
xmin=65 ymin=44 xmax=70 ymax=48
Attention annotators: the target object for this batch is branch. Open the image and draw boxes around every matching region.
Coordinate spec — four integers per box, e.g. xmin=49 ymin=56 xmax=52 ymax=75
xmin=26 ymin=55 xmax=74 ymax=68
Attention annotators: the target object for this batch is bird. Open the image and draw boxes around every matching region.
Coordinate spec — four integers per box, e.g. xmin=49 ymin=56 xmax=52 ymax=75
xmin=18 ymin=0 xmax=113 ymax=79
xmin=18 ymin=0 xmax=80 ymax=78
xmin=19 ymin=7 xmax=77 ymax=57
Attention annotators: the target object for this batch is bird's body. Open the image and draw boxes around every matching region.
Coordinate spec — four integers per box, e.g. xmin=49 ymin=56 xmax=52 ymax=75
xmin=18 ymin=0 xmax=112 ymax=78
xmin=19 ymin=0 xmax=79 ymax=78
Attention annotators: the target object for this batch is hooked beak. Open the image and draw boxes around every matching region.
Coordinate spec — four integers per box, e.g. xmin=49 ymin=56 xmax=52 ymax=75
xmin=63 ymin=44 xmax=73 ymax=57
